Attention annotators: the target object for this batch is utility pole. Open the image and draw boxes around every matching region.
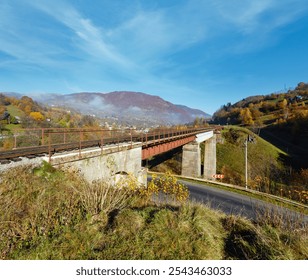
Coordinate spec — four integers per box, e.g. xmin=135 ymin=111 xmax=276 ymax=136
xmin=245 ymin=135 xmax=255 ymax=190
xmin=245 ymin=138 xmax=248 ymax=190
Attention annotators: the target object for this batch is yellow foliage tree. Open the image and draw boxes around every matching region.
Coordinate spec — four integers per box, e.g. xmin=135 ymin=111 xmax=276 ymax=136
xmin=278 ymin=98 xmax=288 ymax=110
xmin=239 ymin=108 xmax=254 ymax=125
xmin=24 ymin=105 xmax=32 ymax=115
xmin=0 ymin=105 xmax=5 ymax=115
xmin=29 ymin=111 xmax=45 ymax=121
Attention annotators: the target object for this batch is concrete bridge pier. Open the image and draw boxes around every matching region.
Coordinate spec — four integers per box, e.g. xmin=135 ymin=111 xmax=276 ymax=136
xmin=181 ymin=131 xmax=216 ymax=179
xmin=203 ymin=134 xmax=216 ymax=180
xmin=181 ymin=142 xmax=201 ymax=177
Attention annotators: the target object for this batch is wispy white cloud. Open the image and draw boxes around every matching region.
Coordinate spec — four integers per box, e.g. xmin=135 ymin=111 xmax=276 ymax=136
xmin=207 ymin=0 xmax=308 ymax=44
xmin=208 ymin=0 xmax=307 ymax=32
xmin=101 ymin=0 xmax=308 ymax=70
xmin=110 ymin=6 xmax=208 ymax=61
xmin=0 ymin=1 xmax=70 ymax=70
xmin=29 ymin=0 xmax=135 ymax=69
xmin=210 ymin=0 xmax=273 ymax=33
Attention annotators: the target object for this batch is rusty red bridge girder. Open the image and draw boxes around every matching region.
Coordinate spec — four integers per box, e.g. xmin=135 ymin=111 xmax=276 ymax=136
xmin=141 ymin=135 xmax=196 ymax=160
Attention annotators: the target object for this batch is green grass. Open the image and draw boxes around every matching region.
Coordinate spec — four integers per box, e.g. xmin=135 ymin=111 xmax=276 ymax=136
xmin=0 ymin=164 xmax=307 ymax=260
xmin=2 ymin=105 xmax=24 ymax=131
xmin=4 ymin=123 xmax=22 ymax=130
xmin=214 ymin=127 xmax=282 ymax=183
xmin=6 ymin=105 xmax=25 ymax=118
xmin=224 ymin=125 xmax=286 ymax=157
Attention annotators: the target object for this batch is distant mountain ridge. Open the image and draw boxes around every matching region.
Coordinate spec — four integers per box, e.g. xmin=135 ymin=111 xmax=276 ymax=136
xmin=39 ymin=91 xmax=210 ymax=126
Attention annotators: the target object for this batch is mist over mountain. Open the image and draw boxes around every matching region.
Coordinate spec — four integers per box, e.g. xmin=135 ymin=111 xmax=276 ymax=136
xmin=39 ymin=91 xmax=210 ymax=126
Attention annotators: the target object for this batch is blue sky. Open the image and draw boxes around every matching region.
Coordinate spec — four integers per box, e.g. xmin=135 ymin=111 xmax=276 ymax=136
xmin=1 ymin=0 xmax=308 ymax=114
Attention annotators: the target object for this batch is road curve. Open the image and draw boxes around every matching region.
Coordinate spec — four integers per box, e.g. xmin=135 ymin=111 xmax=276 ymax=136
xmin=178 ymin=178 xmax=308 ymax=224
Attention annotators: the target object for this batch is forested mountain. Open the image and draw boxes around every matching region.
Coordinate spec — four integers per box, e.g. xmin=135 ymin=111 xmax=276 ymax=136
xmin=39 ymin=91 xmax=210 ymax=126
xmin=1 ymin=91 xmax=210 ymax=127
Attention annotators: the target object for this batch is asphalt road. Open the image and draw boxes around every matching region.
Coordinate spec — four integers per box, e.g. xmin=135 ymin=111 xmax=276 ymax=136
xmin=178 ymin=178 xmax=308 ymax=224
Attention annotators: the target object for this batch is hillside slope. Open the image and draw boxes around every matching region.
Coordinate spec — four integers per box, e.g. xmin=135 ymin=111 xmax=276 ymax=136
xmin=215 ymin=126 xmax=307 ymax=203
xmin=212 ymin=82 xmax=308 ymax=169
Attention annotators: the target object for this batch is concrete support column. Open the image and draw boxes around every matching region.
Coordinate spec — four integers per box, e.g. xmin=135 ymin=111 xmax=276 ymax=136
xmin=203 ymin=134 xmax=217 ymax=180
xmin=181 ymin=142 xmax=201 ymax=177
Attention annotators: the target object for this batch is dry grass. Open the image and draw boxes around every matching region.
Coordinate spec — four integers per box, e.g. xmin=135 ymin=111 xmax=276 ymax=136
xmin=222 ymin=213 xmax=308 ymax=259
xmin=0 ymin=164 xmax=307 ymax=260
xmin=71 ymin=178 xmax=138 ymax=217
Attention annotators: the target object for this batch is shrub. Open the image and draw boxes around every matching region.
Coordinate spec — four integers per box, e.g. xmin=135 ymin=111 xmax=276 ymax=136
xmin=139 ymin=173 xmax=189 ymax=205
xmin=72 ymin=177 xmax=139 ymax=217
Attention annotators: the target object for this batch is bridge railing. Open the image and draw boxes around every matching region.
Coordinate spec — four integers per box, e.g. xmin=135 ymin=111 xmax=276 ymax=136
xmin=140 ymin=127 xmax=211 ymax=147
xmin=6 ymin=127 xmax=212 ymax=147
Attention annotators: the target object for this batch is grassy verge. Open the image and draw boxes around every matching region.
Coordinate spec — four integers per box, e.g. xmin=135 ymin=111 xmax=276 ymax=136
xmin=0 ymin=165 xmax=307 ymax=260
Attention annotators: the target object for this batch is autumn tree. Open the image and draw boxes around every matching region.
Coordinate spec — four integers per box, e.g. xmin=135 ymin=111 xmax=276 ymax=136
xmin=29 ymin=111 xmax=45 ymax=121
xmin=0 ymin=105 xmax=6 ymax=115
xmin=239 ymin=108 xmax=254 ymax=126
xmin=278 ymin=98 xmax=288 ymax=110
xmin=24 ymin=105 xmax=32 ymax=115
xmin=259 ymin=101 xmax=276 ymax=114
xmin=248 ymin=103 xmax=262 ymax=120
xmin=78 ymin=115 xmax=99 ymax=127
xmin=193 ymin=117 xmax=207 ymax=127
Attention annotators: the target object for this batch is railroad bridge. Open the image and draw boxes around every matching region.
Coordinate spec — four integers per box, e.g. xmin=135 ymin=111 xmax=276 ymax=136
xmin=0 ymin=127 xmax=218 ymax=184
